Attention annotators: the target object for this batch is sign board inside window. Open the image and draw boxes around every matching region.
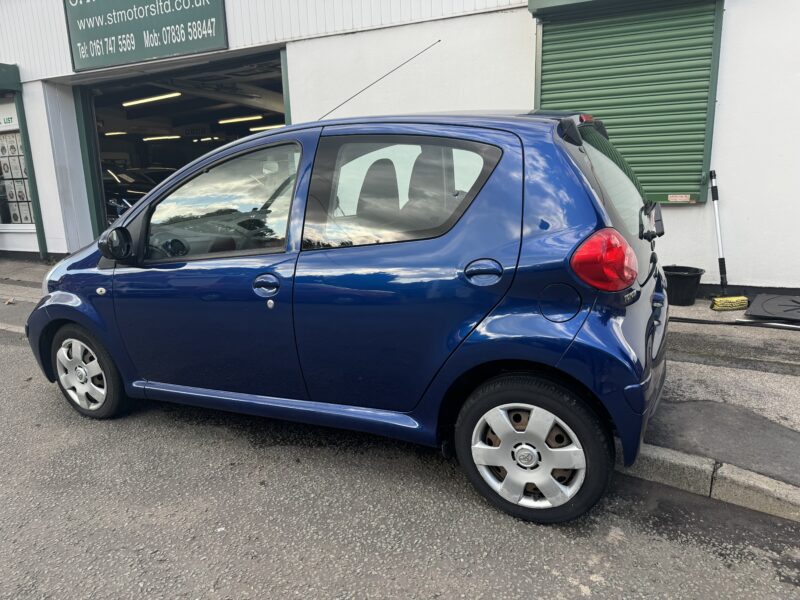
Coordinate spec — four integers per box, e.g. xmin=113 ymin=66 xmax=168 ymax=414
xmin=0 ymin=99 xmax=34 ymax=225
xmin=63 ymin=0 xmax=228 ymax=72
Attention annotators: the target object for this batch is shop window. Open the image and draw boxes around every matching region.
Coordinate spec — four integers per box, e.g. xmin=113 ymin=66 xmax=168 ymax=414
xmin=0 ymin=102 xmax=33 ymax=225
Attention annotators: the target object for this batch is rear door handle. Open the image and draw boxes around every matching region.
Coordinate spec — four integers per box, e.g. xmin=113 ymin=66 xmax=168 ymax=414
xmin=253 ymin=273 xmax=280 ymax=298
xmin=464 ymin=259 xmax=503 ymax=286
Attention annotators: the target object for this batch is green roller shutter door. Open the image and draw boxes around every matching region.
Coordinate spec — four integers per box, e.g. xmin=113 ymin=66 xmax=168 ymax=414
xmin=538 ymin=0 xmax=723 ymax=203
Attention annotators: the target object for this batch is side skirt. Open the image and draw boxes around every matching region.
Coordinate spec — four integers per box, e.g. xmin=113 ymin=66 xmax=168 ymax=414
xmin=141 ymin=381 xmax=433 ymax=445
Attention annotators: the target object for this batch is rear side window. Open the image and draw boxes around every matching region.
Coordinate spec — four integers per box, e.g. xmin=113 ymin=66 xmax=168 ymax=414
xmin=303 ymin=135 xmax=501 ymax=249
xmin=578 ymin=125 xmax=648 ymax=237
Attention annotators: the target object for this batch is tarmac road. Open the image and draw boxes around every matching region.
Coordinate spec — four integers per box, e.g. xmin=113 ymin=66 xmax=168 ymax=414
xmin=1 ymin=329 xmax=798 ymax=599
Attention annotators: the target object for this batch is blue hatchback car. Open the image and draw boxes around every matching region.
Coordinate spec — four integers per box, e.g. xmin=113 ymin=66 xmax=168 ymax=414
xmin=27 ymin=112 xmax=667 ymax=523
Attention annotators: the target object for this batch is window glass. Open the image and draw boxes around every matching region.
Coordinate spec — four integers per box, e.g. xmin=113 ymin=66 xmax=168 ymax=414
xmin=146 ymin=144 xmax=299 ymax=261
xmin=303 ymin=136 xmax=501 ymax=249
xmin=580 ymin=125 xmax=647 ymax=237
xmin=0 ymin=99 xmax=34 ymax=225
xmin=453 ymin=148 xmax=485 ymax=193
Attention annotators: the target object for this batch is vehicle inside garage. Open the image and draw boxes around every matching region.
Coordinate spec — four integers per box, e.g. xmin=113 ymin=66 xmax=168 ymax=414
xmin=89 ymin=52 xmax=285 ymax=224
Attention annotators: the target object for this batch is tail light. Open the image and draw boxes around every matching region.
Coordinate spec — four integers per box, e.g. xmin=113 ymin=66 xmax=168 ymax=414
xmin=570 ymin=228 xmax=638 ymax=291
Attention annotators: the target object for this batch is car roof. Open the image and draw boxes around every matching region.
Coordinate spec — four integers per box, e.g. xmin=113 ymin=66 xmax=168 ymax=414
xmin=244 ymin=110 xmax=571 ymax=143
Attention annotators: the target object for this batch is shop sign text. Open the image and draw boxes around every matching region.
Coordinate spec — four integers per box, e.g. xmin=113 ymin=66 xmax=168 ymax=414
xmin=63 ymin=0 xmax=228 ymax=72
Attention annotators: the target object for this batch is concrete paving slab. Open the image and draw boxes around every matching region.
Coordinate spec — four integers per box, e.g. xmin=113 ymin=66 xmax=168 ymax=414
xmin=646 ymin=400 xmax=800 ymax=488
xmin=662 ymin=359 xmax=800 ymax=430
xmin=712 ymin=464 xmax=800 ymax=523
xmin=667 ymin=320 xmax=800 ymax=377
xmin=670 ymin=302 xmax=745 ymax=323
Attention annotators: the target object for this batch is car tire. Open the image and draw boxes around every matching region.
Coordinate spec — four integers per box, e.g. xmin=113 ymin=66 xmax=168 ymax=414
xmin=51 ymin=324 xmax=128 ymax=419
xmin=454 ymin=374 xmax=613 ymax=524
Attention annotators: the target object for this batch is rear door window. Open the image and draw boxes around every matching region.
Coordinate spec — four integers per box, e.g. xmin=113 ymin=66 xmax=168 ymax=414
xmin=303 ymin=135 xmax=501 ymax=249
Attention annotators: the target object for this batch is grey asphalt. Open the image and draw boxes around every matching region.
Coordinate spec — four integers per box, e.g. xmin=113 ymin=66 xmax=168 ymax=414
xmin=1 ymin=328 xmax=799 ymax=598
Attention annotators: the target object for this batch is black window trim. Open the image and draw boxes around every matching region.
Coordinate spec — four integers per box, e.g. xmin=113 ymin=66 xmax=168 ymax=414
xmin=137 ymin=140 xmax=303 ymax=267
xmin=301 ymin=133 xmax=503 ymax=252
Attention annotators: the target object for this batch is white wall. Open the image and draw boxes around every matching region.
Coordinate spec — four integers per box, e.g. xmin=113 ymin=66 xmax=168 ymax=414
xmin=286 ymin=8 xmax=536 ymax=121
xmin=658 ymin=0 xmax=800 ymax=288
xmin=0 ymin=0 xmax=526 ymax=83
xmin=22 ymin=81 xmax=93 ymax=255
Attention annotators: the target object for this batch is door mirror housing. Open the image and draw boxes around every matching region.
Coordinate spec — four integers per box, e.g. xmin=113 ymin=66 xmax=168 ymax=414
xmin=98 ymin=226 xmax=133 ymax=261
xmin=652 ymin=203 xmax=665 ymax=237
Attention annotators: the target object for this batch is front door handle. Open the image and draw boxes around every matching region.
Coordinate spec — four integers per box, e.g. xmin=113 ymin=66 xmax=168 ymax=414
xmin=253 ymin=273 xmax=280 ymax=298
xmin=464 ymin=259 xmax=503 ymax=286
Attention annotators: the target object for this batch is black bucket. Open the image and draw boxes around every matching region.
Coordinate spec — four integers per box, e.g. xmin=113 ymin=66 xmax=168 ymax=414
xmin=664 ymin=266 xmax=705 ymax=306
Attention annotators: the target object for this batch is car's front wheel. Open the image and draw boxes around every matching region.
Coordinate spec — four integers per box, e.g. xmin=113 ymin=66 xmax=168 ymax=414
xmin=51 ymin=324 xmax=128 ymax=419
xmin=454 ymin=375 xmax=613 ymax=523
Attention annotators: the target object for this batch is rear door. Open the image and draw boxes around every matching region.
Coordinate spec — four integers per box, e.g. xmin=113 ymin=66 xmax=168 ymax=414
xmin=293 ymin=124 xmax=523 ymax=412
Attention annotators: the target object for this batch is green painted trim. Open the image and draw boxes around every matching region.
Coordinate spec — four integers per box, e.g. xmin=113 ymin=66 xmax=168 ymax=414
xmin=534 ymin=20 xmax=543 ymax=109
xmin=529 ymin=0 xmax=599 ymax=16
xmin=0 ymin=63 xmax=22 ymax=93
xmin=698 ymin=0 xmax=725 ymax=203
xmin=13 ymin=92 xmax=48 ymax=259
xmin=72 ymin=87 xmax=105 ymax=237
xmin=280 ymin=48 xmax=292 ymax=125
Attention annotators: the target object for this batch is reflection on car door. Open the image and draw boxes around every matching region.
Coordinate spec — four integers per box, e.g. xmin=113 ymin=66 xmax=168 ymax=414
xmin=294 ymin=125 xmax=523 ymax=412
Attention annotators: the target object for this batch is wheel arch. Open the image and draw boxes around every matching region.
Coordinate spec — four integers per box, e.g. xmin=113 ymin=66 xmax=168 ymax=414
xmin=37 ymin=318 xmax=77 ymax=381
xmin=436 ymin=359 xmax=615 ymax=450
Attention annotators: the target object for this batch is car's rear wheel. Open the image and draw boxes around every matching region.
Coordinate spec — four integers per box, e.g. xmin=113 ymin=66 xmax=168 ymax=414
xmin=51 ymin=324 xmax=127 ymax=419
xmin=454 ymin=375 xmax=613 ymax=523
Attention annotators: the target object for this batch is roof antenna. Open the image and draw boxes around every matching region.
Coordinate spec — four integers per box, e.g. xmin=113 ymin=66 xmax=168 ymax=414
xmin=317 ymin=39 xmax=442 ymax=121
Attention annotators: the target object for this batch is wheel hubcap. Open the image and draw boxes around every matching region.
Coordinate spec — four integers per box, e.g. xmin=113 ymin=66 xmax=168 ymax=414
xmin=74 ymin=365 xmax=88 ymax=384
xmin=512 ymin=443 xmax=540 ymax=469
xmin=55 ymin=338 xmax=107 ymax=411
xmin=470 ymin=403 xmax=587 ymax=509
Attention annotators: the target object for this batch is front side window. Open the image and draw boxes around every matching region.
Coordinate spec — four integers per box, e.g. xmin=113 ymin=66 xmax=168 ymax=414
xmin=303 ymin=135 xmax=501 ymax=249
xmin=145 ymin=144 xmax=300 ymax=261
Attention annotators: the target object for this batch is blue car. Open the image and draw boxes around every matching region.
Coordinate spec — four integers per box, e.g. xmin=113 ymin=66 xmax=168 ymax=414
xmin=27 ymin=112 xmax=667 ymax=523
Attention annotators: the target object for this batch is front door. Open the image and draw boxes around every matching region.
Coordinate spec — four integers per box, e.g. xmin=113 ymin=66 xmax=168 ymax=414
xmin=294 ymin=125 xmax=523 ymax=412
xmin=112 ymin=129 xmax=320 ymax=400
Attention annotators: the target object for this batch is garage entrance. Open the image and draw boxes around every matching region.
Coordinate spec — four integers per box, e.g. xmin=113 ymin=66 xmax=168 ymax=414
xmin=83 ymin=51 xmax=286 ymax=226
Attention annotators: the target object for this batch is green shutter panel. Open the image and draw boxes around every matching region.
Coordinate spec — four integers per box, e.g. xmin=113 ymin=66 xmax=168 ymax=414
xmin=538 ymin=0 xmax=722 ymax=203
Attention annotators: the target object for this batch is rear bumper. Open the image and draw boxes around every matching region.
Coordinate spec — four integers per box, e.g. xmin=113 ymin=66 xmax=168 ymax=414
xmin=625 ymin=340 xmax=667 ymax=453
xmin=556 ymin=305 xmax=669 ymax=466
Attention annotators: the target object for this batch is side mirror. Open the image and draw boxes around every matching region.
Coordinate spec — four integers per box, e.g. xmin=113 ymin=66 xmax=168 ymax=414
xmin=652 ymin=203 xmax=665 ymax=237
xmin=98 ymin=226 xmax=133 ymax=261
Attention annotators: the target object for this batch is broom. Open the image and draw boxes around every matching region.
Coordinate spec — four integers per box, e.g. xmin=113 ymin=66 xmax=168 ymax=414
xmin=708 ymin=170 xmax=748 ymax=311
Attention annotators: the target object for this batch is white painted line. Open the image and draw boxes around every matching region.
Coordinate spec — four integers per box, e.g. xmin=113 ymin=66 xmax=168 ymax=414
xmin=0 ymin=282 xmax=42 ymax=304
xmin=0 ymin=322 xmax=24 ymax=334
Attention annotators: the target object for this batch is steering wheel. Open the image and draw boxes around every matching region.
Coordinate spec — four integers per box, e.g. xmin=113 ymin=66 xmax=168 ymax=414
xmin=147 ymin=244 xmax=170 ymax=260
